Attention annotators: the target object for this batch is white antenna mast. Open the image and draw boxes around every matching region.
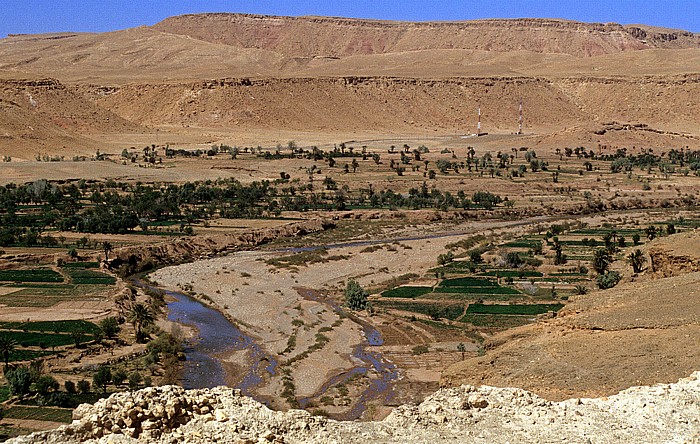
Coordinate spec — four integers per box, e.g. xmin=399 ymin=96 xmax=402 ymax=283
xmin=477 ymin=106 xmax=482 ymax=135
xmin=518 ymin=99 xmax=523 ymax=135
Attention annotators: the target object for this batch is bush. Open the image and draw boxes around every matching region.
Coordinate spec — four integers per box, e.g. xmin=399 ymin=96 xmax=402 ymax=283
xmin=93 ymin=366 xmax=111 ymax=393
xmin=64 ymin=380 xmax=76 ymax=394
xmin=34 ymin=375 xmax=59 ymax=396
xmin=344 ymin=279 xmax=368 ymax=310
xmin=596 ymin=271 xmax=622 ymax=289
xmin=6 ymin=366 xmax=32 ymax=396
xmin=128 ymin=371 xmax=143 ymax=390
xmin=77 ymin=380 xmax=91 ymax=394
xmin=111 ymin=368 xmax=128 ymax=386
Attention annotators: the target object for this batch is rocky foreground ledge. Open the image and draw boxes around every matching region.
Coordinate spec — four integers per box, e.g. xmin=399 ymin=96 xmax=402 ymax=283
xmin=9 ymin=373 xmax=700 ymax=444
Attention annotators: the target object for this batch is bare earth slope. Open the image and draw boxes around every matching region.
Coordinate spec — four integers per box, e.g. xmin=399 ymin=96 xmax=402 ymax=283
xmin=441 ymin=232 xmax=700 ymax=401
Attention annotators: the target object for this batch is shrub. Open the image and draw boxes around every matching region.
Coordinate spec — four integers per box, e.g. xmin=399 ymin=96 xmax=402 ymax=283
xmin=93 ymin=366 xmax=112 ymax=393
xmin=596 ymin=271 xmax=622 ymax=289
xmin=77 ymin=380 xmax=91 ymax=394
xmin=6 ymin=366 xmax=32 ymax=395
xmin=34 ymin=375 xmax=59 ymax=396
xmin=344 ymin=279 xmax=368 ymax=310
xmin=128 ymin=371 xmax=143 ymax=390
xmin=64 ymin=380 xmax=76 ymax=394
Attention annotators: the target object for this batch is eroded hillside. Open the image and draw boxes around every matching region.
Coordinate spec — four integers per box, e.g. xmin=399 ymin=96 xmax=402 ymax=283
xmin=441 ymin=231 xmax=700 ymax=401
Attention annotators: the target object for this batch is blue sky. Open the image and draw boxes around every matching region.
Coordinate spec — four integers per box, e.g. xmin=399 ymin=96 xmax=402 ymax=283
xmin=1 ymin=0 xmax=699 ymax=38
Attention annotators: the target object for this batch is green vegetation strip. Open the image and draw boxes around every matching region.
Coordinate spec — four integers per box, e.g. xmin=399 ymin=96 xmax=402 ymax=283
xmin=375 ymin=300 xmax=465 ymax=320
xmin=0 ymin=320 xmax=99 ymax=334
xmin=381 ymin=286 xmax=433 ymax=298
xmin=7 ymin=349 xmax=56 ymax=362
xmin=459 ymin=314 xmax=533 ymax=329
xmin=0 ymin=284 xmax=108 ymax=308
xmin=0 ymin=331 xmax=85 ymax=347
xmin=61 ymin=261 xmax=99 ymax=269
xmin=434 ymin=286 xmax=521 ymax=295
xmin=478 ymin=270 xmax=543 ymax=278
xmin=440 ymin=277 xmax=498 ymax=287
xmin=65 ymin=269 xmax=116 ymax=285
xmin=3 ymin=406 xmax=73 ymax=423
xmin=0 ymin=269 xmax=63 ymax=283
xmin=466 ymin=303 xmax=564 ymax=315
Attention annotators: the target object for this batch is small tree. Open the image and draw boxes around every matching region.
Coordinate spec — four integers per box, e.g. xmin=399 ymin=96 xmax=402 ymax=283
xmin=127 ymin=302 xmax=155 ymax=343
xmin=6 ymin=366 xmax=32 ymax=396
xmin=102 ymin=241 xmax=113 ymax=262
xmin=457 ymin=342 xmax=466 ymax=360
xmin=646 ymin=225 xmax=658 ymax=240
xmin=111 ymin=367 xmax=128 ymax=386
xmin=93 ymin=366 xmax=112 ymax=394
xmin=628 ymin=249 xmax=647 ymax=273
xmin=632 ymin=233 xmax=641 ymax=245
xmin=128 ymin=371 xmax=143 ymax=390
xmin=596 ymin=271 xmax=622 ymax=289
xmin=0 ymin=335 xmax=17 ymax=369
xmin=64 ymin=380 xmax=76 ymax=394
xmin=77 ymin=380 xmax=91 ymax=394
xmin=34 ymin=375 xmax=59 ymax=396
xmin=593 ymin=248 xmax=612 ymax=274
xmin=99 ymin=316 xmax=121 ymax=340
xmin=344 ymin=279 xmax=368 ymax=311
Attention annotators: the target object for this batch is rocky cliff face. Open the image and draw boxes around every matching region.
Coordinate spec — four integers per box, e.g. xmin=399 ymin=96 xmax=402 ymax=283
xmin=8 ymin=372 xmax=700 ymax=443
xmin=152 ymin=14 xmax=700 ymax=58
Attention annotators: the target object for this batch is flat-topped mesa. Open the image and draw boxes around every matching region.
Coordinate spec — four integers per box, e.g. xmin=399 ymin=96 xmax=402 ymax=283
xmin=152 ymin=13 xmax=700 ymax=57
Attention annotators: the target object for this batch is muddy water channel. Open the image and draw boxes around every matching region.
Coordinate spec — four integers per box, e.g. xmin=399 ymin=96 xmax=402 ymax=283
xmin=296 ymin=288 xmax=399 ymax=420
xmin=165 ymin=289 xmax=276 ymax=393
xmin=134 ymin=280 xmax=275 ymax=394
xmin=155 ymin=279 xmax=397 ymax=419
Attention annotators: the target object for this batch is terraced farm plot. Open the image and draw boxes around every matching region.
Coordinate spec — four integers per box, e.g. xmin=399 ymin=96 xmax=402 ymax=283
xmin=459 ymin=313 xmax=533 ymax=329
xmin=61 ymin=261 xmax=99 ymax=269
xmin=375 ymin=300 xmax=465 ymax=321
xmin=381 ymin=286 xmax=433 ymax=298
xmin=466 ymin=303 xmax=564 ymax=315
xmin=0 ymin=284 xmax=108 ymax=307
xmin=478 ymin=270 xmax=543 ymax=278
xmin=2 ymin=406 xmax=73 ymax=423
xmin=6 ymin=349 xmax=56 ymax=362
xmin=0 ymin=269 xmax=63 ymax=283
xmin=0 ymin=330 xmax=83 ymax=348
xmin=65 ymin=269 xmax=116 ymax=285
xmin=439 ymin=277 xmax=499 ymax=287
xmin=0 ymin=320 xmax=99 ymax=334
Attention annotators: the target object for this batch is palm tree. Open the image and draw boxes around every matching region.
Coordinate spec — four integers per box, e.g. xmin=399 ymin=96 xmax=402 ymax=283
xmin=628 ymin=249 xmax=647 ymax=273
xmin=102 ymin=241 xmax=113 ymax=262
xmin=127 ymin=303 xmax=155 ymax=343
xmin=593 ymin=248 xmax=612 ymax=274
xmin=0 ymin=335 xmax=17 ymax=369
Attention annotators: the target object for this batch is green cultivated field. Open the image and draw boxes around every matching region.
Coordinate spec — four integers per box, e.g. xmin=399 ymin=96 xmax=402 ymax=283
xmin=65 ymin=269 xmax=116 ymax=285
xmin=0 ymin=320 xmax=99 ymax=334
xmin=2 ymin=406 xmax=73 ymax=423
xmin=381 ymin=286 xmax=433 ymax=298
xmin=466 ymin=303 xmax=564 ymax=315
xmin=0 ymin=269 xmax=63 ymax=283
